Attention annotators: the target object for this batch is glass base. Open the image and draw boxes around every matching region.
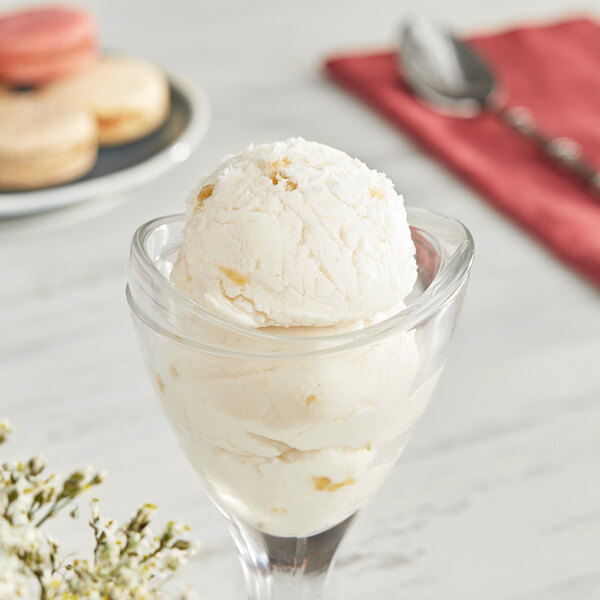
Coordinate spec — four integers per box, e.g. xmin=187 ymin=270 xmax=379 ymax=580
xmin=228 ymin=514 xmax=356 ymax=600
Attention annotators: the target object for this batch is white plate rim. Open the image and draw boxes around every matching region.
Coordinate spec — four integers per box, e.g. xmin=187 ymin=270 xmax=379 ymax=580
xmin=0 ymin=71 xmax=210 ymax=218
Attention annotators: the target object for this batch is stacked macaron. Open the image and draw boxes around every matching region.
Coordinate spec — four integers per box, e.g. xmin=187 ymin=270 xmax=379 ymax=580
xmin=0 ymin=4 xmax=170 ymax=190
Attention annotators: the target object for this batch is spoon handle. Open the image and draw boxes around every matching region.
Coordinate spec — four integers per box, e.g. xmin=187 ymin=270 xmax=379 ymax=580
xmin=491 ymin=104 xmax=600 ymax=195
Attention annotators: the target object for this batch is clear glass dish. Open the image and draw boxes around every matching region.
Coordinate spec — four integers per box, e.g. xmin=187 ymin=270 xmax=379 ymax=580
xmin=127 ymin=207 xmax=474 ymax=600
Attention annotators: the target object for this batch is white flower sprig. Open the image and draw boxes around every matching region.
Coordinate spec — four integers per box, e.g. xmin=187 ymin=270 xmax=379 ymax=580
xmin=0 ymin=420 xmax=196 ymax=600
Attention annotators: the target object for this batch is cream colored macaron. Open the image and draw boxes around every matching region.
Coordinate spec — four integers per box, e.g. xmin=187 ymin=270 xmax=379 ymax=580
xmin=43 ymin=54 xmax=170 ymax=146
xmin=0 ymin=93 xmax=97 ymax=190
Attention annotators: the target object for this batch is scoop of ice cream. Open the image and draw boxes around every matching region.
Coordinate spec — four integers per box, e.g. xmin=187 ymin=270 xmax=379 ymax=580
xmin=153 ymin=329 xmax=438 ymax=537
xmin=171 ymin=137 xmax=417 ymax=328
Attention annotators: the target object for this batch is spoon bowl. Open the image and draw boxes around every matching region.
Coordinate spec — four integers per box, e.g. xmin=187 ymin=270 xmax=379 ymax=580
xmin=400 ymin=18 xmax=497 ymax=115
xmin=399 ymin=17 xmax=600 ymax=194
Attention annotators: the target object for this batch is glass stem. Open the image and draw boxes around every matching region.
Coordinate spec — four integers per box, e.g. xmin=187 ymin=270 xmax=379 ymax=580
xmin=228 ymin=515 xmax=355 ymax=600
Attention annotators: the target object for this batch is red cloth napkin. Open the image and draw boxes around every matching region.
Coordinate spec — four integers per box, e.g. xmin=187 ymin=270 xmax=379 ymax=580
xmin=325 ymin=18 xmax=600 ymax=288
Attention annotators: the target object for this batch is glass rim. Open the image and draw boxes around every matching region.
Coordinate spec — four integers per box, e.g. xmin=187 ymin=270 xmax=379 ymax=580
xmin=126 ymin=207 xmax=474 ymax=358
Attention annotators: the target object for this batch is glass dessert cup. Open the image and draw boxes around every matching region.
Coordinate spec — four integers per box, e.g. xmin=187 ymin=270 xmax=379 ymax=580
xmin=127 ymin=207 xmax=474 ymax=600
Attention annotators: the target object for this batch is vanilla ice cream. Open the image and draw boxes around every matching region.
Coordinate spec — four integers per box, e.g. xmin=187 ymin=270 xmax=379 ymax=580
xmin=152 ymin=138 xmax=435 ymax=537
xmin=170 ymin=137 xmax=417 ymax=328
xmin=155 ymin=339 xmax=439 ymax=536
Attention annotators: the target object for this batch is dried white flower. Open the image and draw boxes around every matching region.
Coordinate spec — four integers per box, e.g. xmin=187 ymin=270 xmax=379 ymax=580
xmin=0 ymin=420 xmax=11 ymax=444
xmin=0 ymin=420 xmax=196 ymax=599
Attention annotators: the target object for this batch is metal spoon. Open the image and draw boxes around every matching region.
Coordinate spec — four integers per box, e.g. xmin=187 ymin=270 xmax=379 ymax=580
xmin=399 ymin=17 xmax=600 ymax=195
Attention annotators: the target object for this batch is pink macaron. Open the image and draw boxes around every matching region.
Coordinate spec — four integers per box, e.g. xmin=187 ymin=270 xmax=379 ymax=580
xmin=0 ymin=5 xmax=98 ymax=85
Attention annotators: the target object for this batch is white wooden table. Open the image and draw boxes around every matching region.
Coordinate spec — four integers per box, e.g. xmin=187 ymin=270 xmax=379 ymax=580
xmin=2 ymin=1 xmax=600 ymax=598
